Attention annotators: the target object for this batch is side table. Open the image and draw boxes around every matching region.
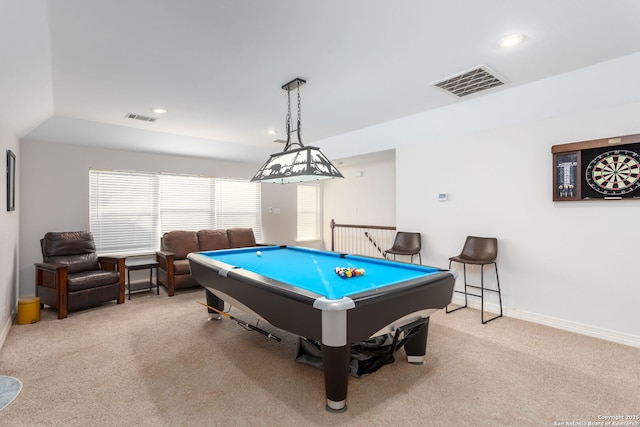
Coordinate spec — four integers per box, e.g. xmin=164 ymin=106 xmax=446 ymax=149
xmin=125 ymin=258 xmax=159 ymax=300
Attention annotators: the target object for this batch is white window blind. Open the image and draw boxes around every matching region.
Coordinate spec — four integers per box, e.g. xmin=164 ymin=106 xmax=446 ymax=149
xmin=89 ymin=170 xmax=159 ymax=255
xmin=297 ymin=183 xmax=320 ymax=241
xmin=216 ymin=179 xmax=263 ymax=242
xmin=90 ymin=169 xmax=262 ymax=255
xmin=159 ymin=174 xmax=215 ymax=233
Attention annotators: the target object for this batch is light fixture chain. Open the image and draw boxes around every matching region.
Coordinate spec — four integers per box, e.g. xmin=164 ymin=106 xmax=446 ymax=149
xmin=296 ymin=81 xmax=302 ymax=143
xmin=286 ymin=87 xmax=292 ymax=141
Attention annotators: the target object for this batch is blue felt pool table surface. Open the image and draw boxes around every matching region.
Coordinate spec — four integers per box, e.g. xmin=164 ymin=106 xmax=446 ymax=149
xmin=196 ymin=245 xmax=441 ymax=300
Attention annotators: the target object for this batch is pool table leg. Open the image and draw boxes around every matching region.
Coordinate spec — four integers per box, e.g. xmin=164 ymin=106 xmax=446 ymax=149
xmin=403 ymin=317 xmax=430 ymax=365
xmin=205 ymin=289 xmax=224 ymax=319
xmin=316 ymin=297 xmax=356 ymax=412
xmin=321 ymin=344 xmax=351 ymax=413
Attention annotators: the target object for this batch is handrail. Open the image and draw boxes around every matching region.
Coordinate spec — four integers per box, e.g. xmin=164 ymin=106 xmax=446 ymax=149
xmin=330 ymin=219 xmax=396 ymax=231
xmin=330 ymin=219 xmax=396 ymax=256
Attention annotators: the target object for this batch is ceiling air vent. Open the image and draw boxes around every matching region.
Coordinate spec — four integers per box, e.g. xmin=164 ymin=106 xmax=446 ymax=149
xmin=433 ymin=65 xmax=506 ymax=97
xmin=125 ymin=113 xmax=158 ymax=122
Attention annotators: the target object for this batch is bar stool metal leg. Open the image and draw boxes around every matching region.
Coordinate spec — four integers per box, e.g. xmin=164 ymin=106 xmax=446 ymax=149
xmin=446 ymin=260 xmax=502 ymax=323
xmin=481 ymin=262 xmax=502 ymax=324
xmin=446 ymin=260 xmax=468 ymax=313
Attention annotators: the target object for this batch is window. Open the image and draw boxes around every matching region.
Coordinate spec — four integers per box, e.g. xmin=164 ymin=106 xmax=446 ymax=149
xmin=90 ymin=169 xmax=262 ymax=255
xmin=297 ymin=183 xmax=320 ymax=241
xmin=159 ymin=174 xmax=215 ymax=233
xmin=90 ymin=170 xmax=158 ymax=255
xmin=215 ymin=179 xmax=262 ymax=231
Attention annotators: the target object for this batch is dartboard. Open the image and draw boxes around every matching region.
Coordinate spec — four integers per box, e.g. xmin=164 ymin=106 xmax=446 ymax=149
xmin=585 ymin=149 xmax=640 ymax=195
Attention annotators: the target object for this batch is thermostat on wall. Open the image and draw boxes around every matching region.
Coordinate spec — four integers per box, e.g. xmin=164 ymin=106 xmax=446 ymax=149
xmin=438 ymin=193 xmax=448 ymax=201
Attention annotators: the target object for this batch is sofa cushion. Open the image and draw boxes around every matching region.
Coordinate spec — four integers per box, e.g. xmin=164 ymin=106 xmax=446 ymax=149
xmin=173 ymin=259 xmax=191 ymax=275
xmin=42 ymin=231 xmax=100 ymax=273
xmin=198 ymin=229 xmax=230 ymax=251
xmin=162 ymin=231 xmax=199 ymax=259
xmin=67 ymin=270 xmax=121 ymax=292
xmin=227 ymin=228 xmax=257 ymax=248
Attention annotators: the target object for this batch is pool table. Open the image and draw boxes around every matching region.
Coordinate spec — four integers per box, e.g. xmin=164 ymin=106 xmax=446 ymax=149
xmin=188 ymin=245 xmax=455 ymax=412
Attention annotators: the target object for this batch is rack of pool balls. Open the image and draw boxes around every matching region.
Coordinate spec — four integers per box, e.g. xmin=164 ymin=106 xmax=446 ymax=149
xmin=334 ymin=267 xmax=365 ymax=279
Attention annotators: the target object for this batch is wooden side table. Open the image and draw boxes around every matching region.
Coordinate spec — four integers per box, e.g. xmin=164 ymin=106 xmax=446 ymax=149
xmin=125 ymin=258 xmax=159 ymax=300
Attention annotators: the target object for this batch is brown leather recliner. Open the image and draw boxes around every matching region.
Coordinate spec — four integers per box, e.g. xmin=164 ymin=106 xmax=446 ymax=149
xmin=35 ymin=231 xmax=125 ymax=319
xmin=156 ymin=228 xmax=257 ymax=296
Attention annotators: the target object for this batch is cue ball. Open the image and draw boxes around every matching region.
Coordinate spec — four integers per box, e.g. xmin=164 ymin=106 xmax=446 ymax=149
xmin=256 ymin=251 xmax=262 ymax=256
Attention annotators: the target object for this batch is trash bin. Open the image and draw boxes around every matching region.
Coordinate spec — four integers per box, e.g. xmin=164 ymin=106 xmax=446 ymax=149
xmin=17 ymin=296 xmax=41 ymax=324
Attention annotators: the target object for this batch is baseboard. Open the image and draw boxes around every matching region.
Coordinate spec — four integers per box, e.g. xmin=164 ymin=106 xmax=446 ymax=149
xmin=506 ymin=308 xmax=640 ymax=348
xmin=0 ymin=305 xmax=16 ymax=351
xmin=450 ymin=294 xmax=640 ymax=348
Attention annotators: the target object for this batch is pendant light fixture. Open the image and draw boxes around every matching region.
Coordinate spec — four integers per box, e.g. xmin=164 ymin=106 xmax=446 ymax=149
xmin=251 ymin=78 xmax=344 ymax=184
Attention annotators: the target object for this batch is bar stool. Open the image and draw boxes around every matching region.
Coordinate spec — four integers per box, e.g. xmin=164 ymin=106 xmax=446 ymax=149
xmin=384 ymin=232 xmax=422 ymax=264
xmin=446 ymin=236 xmax=502 ymax=324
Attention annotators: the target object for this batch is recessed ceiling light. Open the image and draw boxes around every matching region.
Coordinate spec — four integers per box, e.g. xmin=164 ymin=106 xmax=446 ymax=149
xmin=499 ymin=34 xmax=525 ymax=48
xmin=267 ymin=129 xmax=277 ymax=135
xmin=151 ymin=108 xmax=168 ymax=114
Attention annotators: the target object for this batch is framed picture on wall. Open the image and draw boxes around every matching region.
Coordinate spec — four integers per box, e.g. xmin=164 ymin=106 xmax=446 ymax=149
xmin=6 ymin=149 xmax=15 ymax=211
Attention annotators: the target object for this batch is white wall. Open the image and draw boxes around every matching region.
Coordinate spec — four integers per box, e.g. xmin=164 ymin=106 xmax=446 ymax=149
xmin=396 ymin=102 xmax=640 ymax=346
xmin=323 ymin=151 xmax=397 ymax=244
xmin=0 ymin=116 xmax=20 ymax=347
xmin=259 ymin=182 xmax=298 ymax=246
xmin=18 ymin=140 xmax=297 ymax=296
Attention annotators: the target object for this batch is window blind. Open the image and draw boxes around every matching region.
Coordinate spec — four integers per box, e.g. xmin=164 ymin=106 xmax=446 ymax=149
xmin=89 ymin=170 xmax=159 ymax=255
xmin=297 ymin=183 xmax=320 ymax=241
xmin=216 ymin=179 xmax=263 ymax=242
xmin=159 ymin=174 xmax=215 ymax=233
xmin=90 ymin=169 xmax=262 ymax=255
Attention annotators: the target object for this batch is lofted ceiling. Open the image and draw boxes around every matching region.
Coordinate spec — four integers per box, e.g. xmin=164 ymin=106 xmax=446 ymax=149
xmin=2 ymin=0 xmax=640 ymax=164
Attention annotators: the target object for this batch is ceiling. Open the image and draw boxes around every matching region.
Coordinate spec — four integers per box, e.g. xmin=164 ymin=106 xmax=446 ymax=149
xmin=3 ymin=0 xmax=640 ymax=164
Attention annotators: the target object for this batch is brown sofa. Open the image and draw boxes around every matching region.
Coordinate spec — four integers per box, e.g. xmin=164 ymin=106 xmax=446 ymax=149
xmin=156 ymin=228 xmax=258 ymax=296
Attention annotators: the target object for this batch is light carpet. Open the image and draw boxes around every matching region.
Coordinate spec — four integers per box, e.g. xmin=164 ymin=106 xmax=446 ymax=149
xmin=0 ymin=288 xmax=638 ymax=426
